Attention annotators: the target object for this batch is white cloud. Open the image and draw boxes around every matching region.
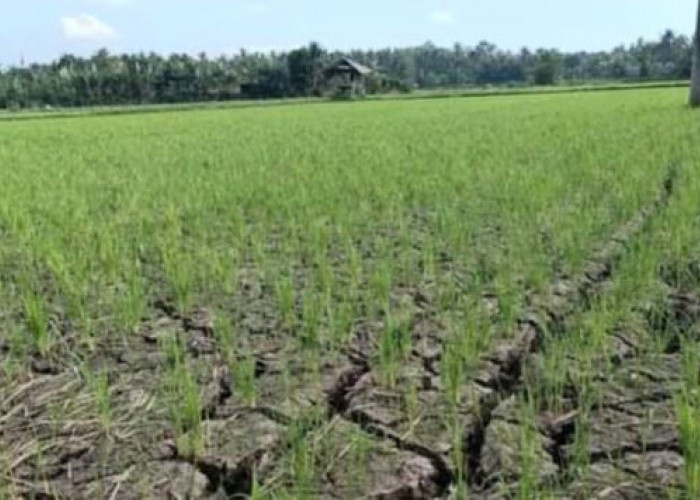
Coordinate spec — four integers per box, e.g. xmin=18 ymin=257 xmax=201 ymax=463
xmin=430 ymin=10 xmax=455 ymax=25
xmin=61 ymin=14 xmax=117 ymax=40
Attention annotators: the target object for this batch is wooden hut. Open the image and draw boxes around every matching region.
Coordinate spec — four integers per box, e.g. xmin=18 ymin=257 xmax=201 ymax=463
xmin=324 ymin=57 xmax=373 ymax=97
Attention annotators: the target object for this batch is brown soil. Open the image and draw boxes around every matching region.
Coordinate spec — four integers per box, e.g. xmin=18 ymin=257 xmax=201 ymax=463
xmin=0 ymin=168 xmax=690 ymax=498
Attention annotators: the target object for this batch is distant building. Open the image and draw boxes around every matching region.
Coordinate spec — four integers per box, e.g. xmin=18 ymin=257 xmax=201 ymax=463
xmin=324 ymin=57 xmax=374 ymax=97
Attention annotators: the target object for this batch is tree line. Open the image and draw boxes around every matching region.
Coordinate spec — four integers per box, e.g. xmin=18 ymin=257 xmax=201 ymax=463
xmin=0 ymin=30 xmax=692 ymax=109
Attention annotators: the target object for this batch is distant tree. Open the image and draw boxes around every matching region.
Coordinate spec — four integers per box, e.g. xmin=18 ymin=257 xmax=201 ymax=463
xmin=639 ymin=59 xmax=650 ymax=79
xmin=533 ymin=51 xmax=559 ymax=85
xmin=252 ymin=64 xmax=290 ymax=98
xmin=0 ymin=31 xmax=695 ymax=109
xmin=287 ymin=42 xmax=326 ymax=96
xmin=691 ymin=0 xmax=700 ymax=106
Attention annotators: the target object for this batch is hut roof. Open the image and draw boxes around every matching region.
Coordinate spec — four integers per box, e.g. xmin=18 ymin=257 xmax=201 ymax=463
xmin=327 ymin=57 xmax=373 ymax=76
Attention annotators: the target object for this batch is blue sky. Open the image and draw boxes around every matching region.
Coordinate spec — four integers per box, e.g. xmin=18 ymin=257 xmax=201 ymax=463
xmin=0 ymin=0 xmax=696 ymax=66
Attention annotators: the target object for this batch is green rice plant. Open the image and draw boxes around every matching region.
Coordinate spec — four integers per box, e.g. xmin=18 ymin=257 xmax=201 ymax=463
xmin=22 ymin=292 xmax=52 ymax=357
xmin=3 ymin=319 xmax=29 ymax=366
xmin=441 ymin=338 xmax=465 ymax=411
xmin=171 ymin=369 xmax=204 ymax=458
xmin=286 ymin=412 xmax=325 ymax=499
xmin=2 ymin=87 xmax=700 ymax=497
xmin=216 ymin=248 xmax=241 ymax=296
xmin=315 ymin=254 xmax=335 ymax=298
xmin=421 ymin=237 xmax=436 ymax=282
xmin=346 ymin=241 xmax=363 ymax=293
xmin=528 ymin=338 xmax=568 ymax=413
xmin=328 ymin=300 xmax=354 ymax=347
xmin=451 ymin=429 xmax=468 ymax=500
xmin=275 ymin=274 xmax=296 ymax=330
xmin=160 ymin=245 xmax=194 ymax=316
xmin=370 ymin=261 xmax=392 ymax=316
xmin=161 ymin=336 xmax=203 ymax=458
xmin=116 ymin=270 xmax=147 ymax=334
xmin=404 ymin=379 xmax=420 ymax=426
xmin=347 ymin=427 xmax=373 ymax=494
xmin=44 ymin=248 xmax=87 ymax=330
xmin=234 ymin=354 xmax=259 ymax=406
xmin=378 ymin=311 xmax=411 ymax=388
xmin=569 ymin=400 xmax=592 ymax=493
xmin=84 ymin=367 xmax=113 ymax=434
xmin=250 ymin=470 xmax=265 ymax=500
xmin=518 ymin=397 xmax=539 ymax=500
xmin=300 ymin=288 xmax=322 ymax=350
xmin=677 ymin=342 xmax=700 ymax=497
xmin=213 ymin=310 xmax=236 ymax=364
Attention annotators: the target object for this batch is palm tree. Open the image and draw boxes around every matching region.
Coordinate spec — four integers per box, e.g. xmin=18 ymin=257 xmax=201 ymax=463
xmin=690 ymin=0 xmax=700 ymax=106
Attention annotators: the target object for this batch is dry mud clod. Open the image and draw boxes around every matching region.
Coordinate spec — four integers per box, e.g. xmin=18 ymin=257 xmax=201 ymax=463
xmin=2 ymin=168 xmax=686 ymax=498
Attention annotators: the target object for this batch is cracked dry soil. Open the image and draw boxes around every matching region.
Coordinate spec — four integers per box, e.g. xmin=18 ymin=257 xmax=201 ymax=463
xmin=0 ymin=168 xmax=694 ymax=499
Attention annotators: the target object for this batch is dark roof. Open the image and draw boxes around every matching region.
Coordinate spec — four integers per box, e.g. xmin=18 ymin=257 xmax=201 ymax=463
xmin=327 ymin=57 xmax=373 ymax=76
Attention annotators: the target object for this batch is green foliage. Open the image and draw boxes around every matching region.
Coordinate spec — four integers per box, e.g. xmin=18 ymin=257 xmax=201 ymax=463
xmin=677 ymin=343 xmax=700 ymax=496
xmin=22 ymin=292 xmax=52 ymax=357
xmin=0 ymin=30 xmax=693 ymax=108
xmin=378 ymin=312 xmax=411 ymax=387
xmin=162 ymin=337 xmax=204 ymax=458
xmin=84 ymin=367 xmax=113 ymax=434
xmin=287 ymin=42 xmax=326 ymax=96
xmin=533 ymin=51 xmax=560 ymax=85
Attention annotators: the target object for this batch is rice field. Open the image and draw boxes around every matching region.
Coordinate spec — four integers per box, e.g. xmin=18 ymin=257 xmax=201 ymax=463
xmin=1 ymin=87 xmax=700 ymax=498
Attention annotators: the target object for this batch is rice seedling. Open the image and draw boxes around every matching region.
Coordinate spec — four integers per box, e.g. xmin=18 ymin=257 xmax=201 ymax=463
xmin=85 ymin=367 xmax=113 ymax=435
xmin=1 ymin=87 xmax=700 ymax=497
xmin=678 ymin=342 xmax=700 ymax=497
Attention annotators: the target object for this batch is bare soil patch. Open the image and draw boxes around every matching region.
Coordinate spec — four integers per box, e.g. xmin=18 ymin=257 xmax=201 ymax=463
xmin=0 ymin=169 xmax=689 ymax=498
